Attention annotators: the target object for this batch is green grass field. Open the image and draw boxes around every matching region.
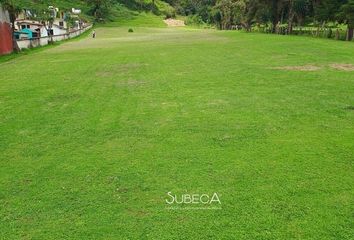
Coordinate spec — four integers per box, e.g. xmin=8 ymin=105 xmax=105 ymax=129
xmin=1 ymin=23 xmax=353 ymax=239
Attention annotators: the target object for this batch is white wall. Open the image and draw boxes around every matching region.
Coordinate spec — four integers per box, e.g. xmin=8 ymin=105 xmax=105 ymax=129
xmin=15 ymin=21 xmax=41 ymax=31
xmin=0 ymin=6 xmax=10 ymax=22
xmin=16 ymin=24 xmax=92 ymax=50
xmin=53 ymin=19 xmax=68 ymax=29
xmin=52 ymin=26 xmax=67 ymax=36
xmin=40 ymin=26 xmax=48 ymax=37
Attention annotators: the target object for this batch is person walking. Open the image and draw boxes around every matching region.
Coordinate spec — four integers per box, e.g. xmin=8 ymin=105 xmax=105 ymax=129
xmin=92 ymin=30 xmax=96 ymax=38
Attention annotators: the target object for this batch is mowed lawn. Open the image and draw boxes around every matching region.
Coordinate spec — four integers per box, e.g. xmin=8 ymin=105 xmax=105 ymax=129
xmin=0 ymin=26 xmax=353 ymax=239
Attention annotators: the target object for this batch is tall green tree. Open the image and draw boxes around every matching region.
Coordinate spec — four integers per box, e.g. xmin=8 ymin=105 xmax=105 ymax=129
xmin=0 ymin=0 xmax=21 ymax=51
xmin=340 ymin=0 xmax=354 ymax=40
xmin=33 ymin=6 xmax=56 ymax=43
xmin=88 ymin=0 xmax=113 ymax=21
xmin=285 ymin=0 xmax=311 ymax=33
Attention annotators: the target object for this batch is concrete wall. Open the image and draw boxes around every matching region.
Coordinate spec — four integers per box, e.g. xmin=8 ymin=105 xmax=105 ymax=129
xmin=0 ymin=6 xmax=13 ymax=55
xmin=16 ymin=24 xmax=92 ymax=50
xmin=53 ymin=18 xmax=68 ymax=29
xmin=52 ymin=25 xmax=68 ymax=36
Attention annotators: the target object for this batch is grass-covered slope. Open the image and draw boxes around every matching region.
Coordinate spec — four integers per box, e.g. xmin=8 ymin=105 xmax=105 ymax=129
xmin=15 ymin=0 xmax=174 ymax=24
xmin=104 ymin=0 xmax=174 ymax=26
xmin=103 ymin=9 xmax=166 ymax=28
xmin=0 ymin=27 xmax=353 ymax=239
xmin=15 ymin=0 xmax=93 ymax=21
xmin=16 ymin=0 xmax=91 ymax=12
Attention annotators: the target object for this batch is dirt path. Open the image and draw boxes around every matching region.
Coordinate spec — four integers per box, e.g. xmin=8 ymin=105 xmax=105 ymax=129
xmin=163 ymin=18 xmax=185 ymax=27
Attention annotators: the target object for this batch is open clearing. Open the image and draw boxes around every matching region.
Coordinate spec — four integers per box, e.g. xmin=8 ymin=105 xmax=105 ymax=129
xmin=163 ymin=18 xmax=185 ymax=27
xmin=0 ymin=26 xmax=353 ymax=239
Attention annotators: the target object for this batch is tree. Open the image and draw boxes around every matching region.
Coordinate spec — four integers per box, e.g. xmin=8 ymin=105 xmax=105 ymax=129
xmin=34 ymin=6 xmax=56 ymax=43
xmin=88 ymin=0 xmax=113 ymax=21
xmin=269 ymin=0 xmax=282 ymax=32
xmin=0 ymin=0 xmax=21 ymax=51
xmin=341 ymin=0 xmax=354 ymax=40
xmin=214 ymin=0 xmax=252 ymax=30
xmin=285 ymin=0 xmax=311 ymax=34
xmin=313 ymin=0 xmax=342 ymax=23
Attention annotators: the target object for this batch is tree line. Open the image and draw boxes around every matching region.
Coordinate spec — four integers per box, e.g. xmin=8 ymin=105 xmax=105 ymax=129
xmin=1 ymin=0 xmax=354 ymax=41
xmin=163 ymin=0 xmax=354 ymax=40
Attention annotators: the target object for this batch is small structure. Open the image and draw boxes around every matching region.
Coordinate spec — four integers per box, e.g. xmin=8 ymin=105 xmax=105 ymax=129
xmin=15 ymin=19 xmax=67 ymax=38
xmin=47 ymin=7 xmax=69 ymax=35
xmin=53 ymin=12 xmax=68 ymax=29
xmin=48 ymin=23 xmax=67 ymax=36
xmin=49 ymin=6 xmax=68 ymax=30
xmin=13 ymin=5 xmax=91 ymax=51
xmin=0 ymin=5 xmax=13 ymax=55
xmin=15 ymin=20 xmax=46 ymax=37
xmin=71 ymin=8 xmax=84 ymax=30
xmin=72 ymin=8 xmax=81 ymax=15
xmin=16 ymin=20 xmax=42 ymax=30
xmin=20 ymin=28 xmax=40 ymax=39
xmin=14 ymin=31 xmax=29 ymax=40
xmin=16 ymin=9 xmax=33 ymax=20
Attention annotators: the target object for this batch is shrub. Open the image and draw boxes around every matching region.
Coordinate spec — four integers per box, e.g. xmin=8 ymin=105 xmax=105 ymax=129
xmin=185 ymin=15 xmax=204 ymax=26
xmin=164 ymin=8 xmax=176 ymax=19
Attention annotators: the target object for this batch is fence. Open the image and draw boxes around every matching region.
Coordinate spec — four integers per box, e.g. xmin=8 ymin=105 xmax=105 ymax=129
xmin=254 ymin=25 xmax=351 ymax=41
xmin=16 ymin=24 xmax=93 ymax=50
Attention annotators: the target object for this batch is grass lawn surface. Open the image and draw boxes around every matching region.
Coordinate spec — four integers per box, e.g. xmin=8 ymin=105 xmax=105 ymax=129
xmin=0 ymin=23 xmax=353 ymax=239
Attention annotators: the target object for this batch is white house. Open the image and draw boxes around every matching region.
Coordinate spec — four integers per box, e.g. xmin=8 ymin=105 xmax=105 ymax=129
xmin=53 ymin=17 xmax=67 ymax=29
xmin=15 ymin=20 xmax=46 ymax=38
xmin=15 ymin=19 xmax=69 ymax=37
xmin=48 ymin=6 xmax=68 ymax=30
xmin=15 ymin=6 xmax=70 ymax=37
xmin=14 ymin=6 xmax=89 ymax=39
xmin=15 ymin=20 xmax=43 ymax=31
xmin=72 ymin=8 xmax=81 ymax=15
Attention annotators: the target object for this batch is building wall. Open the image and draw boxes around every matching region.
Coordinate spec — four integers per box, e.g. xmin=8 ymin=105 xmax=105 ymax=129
xmin=14 ymin=20 xmax=49 ymax=38
xmin=0 ymin=6 xmax=13 ymax=55
xmin=16 ymin=20 xmax=42 ymax=31
xmin=17 ymin=24 xmax=92 ymax=50
xmin=40 ymin=26 xmax=48 ymax=37
xmin=53 ymin=18 xmax=68 ymax=29
xmin=52 ymin=26 xmax=67 ymax=36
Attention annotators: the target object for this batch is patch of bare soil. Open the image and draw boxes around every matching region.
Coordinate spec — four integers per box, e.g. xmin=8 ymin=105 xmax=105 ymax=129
xmin=163 ymin=18 xmax=185 ymax=27
xmin=207 ymin=99 xmax=229 ymax=106
xmin=116 ymin=79 xmax=146 ymax=87
xmin=329 ymin=63 xmax=354 ymax=71
xmin=96 ymin=63 xmax=148 ymax=77
xmin=272 ymin=65 xmax=321 ymax=71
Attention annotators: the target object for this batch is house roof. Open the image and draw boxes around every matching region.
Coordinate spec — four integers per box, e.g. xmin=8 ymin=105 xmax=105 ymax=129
xmin=14 ymin=31 xmax=29 ymax=35
xmin=51 ymin=23 xmax=67 ymax=30
xmin=16 ymin=20 xmax=43 ymax=26
xmin=20 ymin=28 xmax=37 ymax=33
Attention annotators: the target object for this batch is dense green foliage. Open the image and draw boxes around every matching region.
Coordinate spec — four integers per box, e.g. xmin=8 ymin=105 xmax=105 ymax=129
xmin=2 ymin=0 xmax=354 ymax=40
xmin=0 ymin=0 xmax=174 ymax=21
xmin=162 ymin=0 xmax=354 ymax=40
xmin=1 ymin=20 xmax=353 ymax=238
xmin=0 ymin=0 xmax=93 ymax=22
